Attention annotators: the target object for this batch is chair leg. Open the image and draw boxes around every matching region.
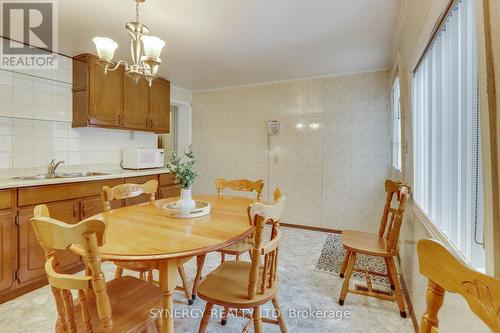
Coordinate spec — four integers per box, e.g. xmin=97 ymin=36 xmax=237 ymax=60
xmin=387 ymin=256 xmax=406 ymax=318
xmin=272 ymin=297 xmax=287 ymax=332
xmin=253 ymin=307 xmax=263 ymax=333
xmin=236 ymin=254 xmax=240 ymax=260
xmin=192 ymin=254 xmax=206 ymax=300
xmin=114 ymin=266 xmax=123 ymax=279
xmin=221 ymin=307 xmax=229 ymax=325
xmin=339 ymin=252 xmax=357 ymax=306
xmin=221 ymin=253 xmax=226 ymax=263
xmin=148 ymin=270 xmax=154 ymax=283
xmin=177 ymin=265 xmax=193 ymax=305
xmin=384 ymin=257 xmax=395 ymax=290
xmin=155 ymin=318 xmax=162 ymax=332
xmin=198 ymin=303 xmax=214 ymax=333
xmin=339 ymin=249 xmax=351 ymax=278
xmin=139 ymin=271 xmax=146 ymax=280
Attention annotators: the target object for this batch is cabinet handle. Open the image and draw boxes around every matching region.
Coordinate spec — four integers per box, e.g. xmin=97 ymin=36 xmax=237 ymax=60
xmin=73 ymin=205 xmax=78 ymax=218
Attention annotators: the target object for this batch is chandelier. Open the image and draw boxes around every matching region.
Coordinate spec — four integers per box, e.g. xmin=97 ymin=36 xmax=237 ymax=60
xmin=92 ymin=0 xmax=165 ymax=87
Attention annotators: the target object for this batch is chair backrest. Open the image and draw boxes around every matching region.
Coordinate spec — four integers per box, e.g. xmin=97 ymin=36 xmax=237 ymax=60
xmin=377 ymin=179 xmax=410 ymax=253
xmin=101 ymin=179 xmax=158 ymax=211
xmin=247 ymin=189 xmax=286 ymax=300
xmin=417 ymin=239 xmax=500 ymax=332
xmin=215 ymin=178 xmax=264 ymax=201
xmin=30 ymin=204 xmax=112 ymax=332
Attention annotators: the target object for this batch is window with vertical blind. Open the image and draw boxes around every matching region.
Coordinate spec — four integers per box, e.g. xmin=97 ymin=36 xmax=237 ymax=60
xmin=413 ymin=0 xmax=484 ymax=269
xmin=391 ymin=77 xmax=402 ymax=171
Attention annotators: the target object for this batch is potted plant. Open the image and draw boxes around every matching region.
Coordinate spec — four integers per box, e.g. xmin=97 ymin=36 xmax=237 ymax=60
xmin=166 ymin=147 xmax=199 ymax=210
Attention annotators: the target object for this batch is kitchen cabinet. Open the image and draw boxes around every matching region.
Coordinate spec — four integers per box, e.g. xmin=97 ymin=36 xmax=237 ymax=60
xmin=72 ymin=53 xmax=170 ymax=133
xmin=73 ymin=53 xmax=123 ymax=128
xmin=0 ymin=211 xmax=14 ymax=293
xmin=149 ymin=78 xmax=170 ymax=133
xmin=18 ymin=200 xmax=81 ymax=286
xmin=0 ymin=171 xmax=175 ymax=303
xmin=159 ymin=185 xmax=180 ymax=199
xmin=123 ymin=76 xmax=149 ymax=130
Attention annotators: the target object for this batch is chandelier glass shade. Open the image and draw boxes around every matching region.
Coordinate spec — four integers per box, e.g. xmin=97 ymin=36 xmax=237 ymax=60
xmin=92 ymin=0 xmax=165 ymax=86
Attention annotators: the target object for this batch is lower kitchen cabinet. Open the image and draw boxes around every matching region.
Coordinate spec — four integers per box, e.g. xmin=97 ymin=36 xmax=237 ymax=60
xmin=0 ymin=171 xmax=174 ymax=303
xmin=159 ymin=185 xmax=180 ymax=199
xmin=0 ymin=210 xmax=15 ymax=293
xmin=17 ymin=200 xmax=82 ymax=286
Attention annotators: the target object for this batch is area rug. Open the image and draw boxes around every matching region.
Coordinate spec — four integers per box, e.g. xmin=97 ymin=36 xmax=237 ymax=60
xmin=316 ymin=233 xmax=390 ymax=285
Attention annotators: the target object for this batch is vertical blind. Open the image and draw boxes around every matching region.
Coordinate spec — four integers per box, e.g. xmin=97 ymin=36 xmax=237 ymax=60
xmin=392 ymin=77 xmax=402 ymax=171
xmin=413 ymin=0 xmax=484 ymax=268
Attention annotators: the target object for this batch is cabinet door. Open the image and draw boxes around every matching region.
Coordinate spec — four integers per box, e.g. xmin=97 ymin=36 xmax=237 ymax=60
xmin=123 ymin=76 xmax=149 ymax=130
xmin=89 ymin=58 xmax=123 ymax=127
xmin=18 ymin=200 xmax=81 ymax=285
xmin=159 ymin=185 xmax=180 ymax=199
xmin=149 ymin=78 xmax=170 ymax=133
xmin=0 ymin=210 xmax=14 ymax=292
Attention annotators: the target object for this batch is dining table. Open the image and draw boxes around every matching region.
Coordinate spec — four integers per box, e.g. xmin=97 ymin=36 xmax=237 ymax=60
xmin=71 ymin=194 xmax=255 ymax=333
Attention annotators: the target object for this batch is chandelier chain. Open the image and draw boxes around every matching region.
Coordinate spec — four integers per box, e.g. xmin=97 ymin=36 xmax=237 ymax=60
xmin=136 ymin=1 xmax=139 ymax=22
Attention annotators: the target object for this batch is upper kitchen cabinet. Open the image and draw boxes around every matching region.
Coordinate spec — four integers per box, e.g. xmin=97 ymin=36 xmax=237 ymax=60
xmin=72 ymin=53 xmax=170 ymax=133
xmin=72 ymin=53 xmax=123 ymax=128
xmin=123 ymin=76 xmax=149 ymax=130
xmin=149 ymin=78 xmax=170 ymax=133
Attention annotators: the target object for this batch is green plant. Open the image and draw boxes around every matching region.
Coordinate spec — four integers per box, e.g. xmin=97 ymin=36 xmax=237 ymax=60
xmin=166 ymin=147 xmax=199 ymax=189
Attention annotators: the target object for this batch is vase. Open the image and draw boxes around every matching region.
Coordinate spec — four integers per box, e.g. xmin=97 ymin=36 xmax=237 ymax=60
xmin=174 ymin=188 xmax=196 ymax=210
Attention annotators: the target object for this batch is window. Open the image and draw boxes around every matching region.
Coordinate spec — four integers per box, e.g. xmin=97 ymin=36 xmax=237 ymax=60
xmin=391 ymin=77 xmax=402 ymax=171
xmin=413 ymin=0 xmax=484 ymax=269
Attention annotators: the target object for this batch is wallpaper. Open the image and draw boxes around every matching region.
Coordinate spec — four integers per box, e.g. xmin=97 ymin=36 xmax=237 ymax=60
xmin=192 ymin=71 xmax=390 ymax=231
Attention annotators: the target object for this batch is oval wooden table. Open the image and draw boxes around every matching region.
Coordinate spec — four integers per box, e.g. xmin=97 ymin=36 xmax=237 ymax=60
xmin=73 ymin=195 xmax=254 ymax=333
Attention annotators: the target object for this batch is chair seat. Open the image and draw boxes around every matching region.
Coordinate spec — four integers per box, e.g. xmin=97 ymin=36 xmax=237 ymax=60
xmin=342 ymin=230 xmax=393 ymax=257
xmin=217 ymin=237 xmax=253 ymax=255
xmin=197 ymin=261 xmax=278 ymax=308
xmin=73 ymin=276 xmax=161 ymax=332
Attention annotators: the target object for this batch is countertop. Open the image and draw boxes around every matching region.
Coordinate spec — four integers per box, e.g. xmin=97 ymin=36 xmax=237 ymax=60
xmin=0 ymin=167 xmax=171 ymax=190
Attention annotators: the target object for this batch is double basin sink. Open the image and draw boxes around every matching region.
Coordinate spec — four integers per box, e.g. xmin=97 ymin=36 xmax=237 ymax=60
xmin=12 ymin=172 xmax=110 ymax=180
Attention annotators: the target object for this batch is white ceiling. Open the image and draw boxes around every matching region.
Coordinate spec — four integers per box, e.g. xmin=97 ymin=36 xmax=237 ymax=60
xmin=58 ymin=0 xmax=401 ymax=91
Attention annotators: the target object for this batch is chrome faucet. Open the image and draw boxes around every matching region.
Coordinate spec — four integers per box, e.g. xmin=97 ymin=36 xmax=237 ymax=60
xmin=48 ymin=159 xmax=65 ymax=176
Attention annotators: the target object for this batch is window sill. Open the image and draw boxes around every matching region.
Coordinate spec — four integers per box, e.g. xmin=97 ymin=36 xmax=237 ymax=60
xmin=413 ymin=204 xmax=484 ymax=272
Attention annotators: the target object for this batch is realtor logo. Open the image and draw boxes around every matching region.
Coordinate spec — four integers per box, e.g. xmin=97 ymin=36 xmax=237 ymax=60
xmin=0 ymin=0 xmax=58 ymax=69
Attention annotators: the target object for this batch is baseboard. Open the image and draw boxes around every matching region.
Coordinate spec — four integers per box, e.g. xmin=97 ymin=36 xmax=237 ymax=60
xmin=276 ymin=222 xmax=342 ymax=234
xmin=400 ymin=274 xmax=418 ymax=332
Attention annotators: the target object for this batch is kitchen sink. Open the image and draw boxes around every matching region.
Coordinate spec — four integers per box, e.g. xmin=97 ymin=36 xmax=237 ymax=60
xmin=12 ymin=172 xmax=109 ymax=180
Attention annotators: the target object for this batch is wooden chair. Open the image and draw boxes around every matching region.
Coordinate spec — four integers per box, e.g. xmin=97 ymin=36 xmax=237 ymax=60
xmin=30 ymin=204 xmax=162 ymax=332
xmin=197 ymin=190 xmax=287 ymax=333
xmin=215 ymin=178 xmax=265 ymax=262
xmin=339 ymin=179 xmax=410 ymax=317
xmin=418 ymin=239 xmax=500 ymax=332
xmin=101 ymin=180 xmax=194 ymax=305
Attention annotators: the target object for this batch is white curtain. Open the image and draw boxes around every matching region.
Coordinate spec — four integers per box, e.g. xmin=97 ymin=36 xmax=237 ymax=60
xmin=413 ymin=0 xmax=484 ymax=268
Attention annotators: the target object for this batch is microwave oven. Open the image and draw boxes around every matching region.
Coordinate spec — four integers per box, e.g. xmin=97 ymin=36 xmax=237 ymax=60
xmin=121 ymin=148 xmax=165 ymax=170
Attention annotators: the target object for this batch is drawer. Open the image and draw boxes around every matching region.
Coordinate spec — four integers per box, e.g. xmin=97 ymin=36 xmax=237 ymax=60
xmin=0 ymin=190 xmax=12 ymax=210
xmin=18 ymin=179 xmax=123 ymax=207
xmin=124 ymin=175 xmax=158 ymax=185
xmin=159 ymin=173 xmax=176 ymax=186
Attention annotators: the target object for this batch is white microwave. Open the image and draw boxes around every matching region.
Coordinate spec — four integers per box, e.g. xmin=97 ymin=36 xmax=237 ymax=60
xmin=121 ymin=148 xmax=165 ymax=170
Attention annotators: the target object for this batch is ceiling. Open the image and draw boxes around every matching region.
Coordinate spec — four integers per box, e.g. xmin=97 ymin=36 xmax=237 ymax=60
xmin=58 ymin=0 xmax=401 ymax=91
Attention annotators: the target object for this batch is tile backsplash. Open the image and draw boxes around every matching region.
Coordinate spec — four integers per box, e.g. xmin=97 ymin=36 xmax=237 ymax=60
xmin=0 ymin=50 xmax=156 ymax=170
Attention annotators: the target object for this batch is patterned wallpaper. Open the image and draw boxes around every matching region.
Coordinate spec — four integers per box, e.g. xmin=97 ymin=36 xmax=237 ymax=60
xmin=192 ymin=71 xmax=390 ymax=231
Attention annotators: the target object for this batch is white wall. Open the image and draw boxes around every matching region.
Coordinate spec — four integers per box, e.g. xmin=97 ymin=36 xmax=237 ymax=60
xmin=192 ymin=71 xmax=390 ymax=230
